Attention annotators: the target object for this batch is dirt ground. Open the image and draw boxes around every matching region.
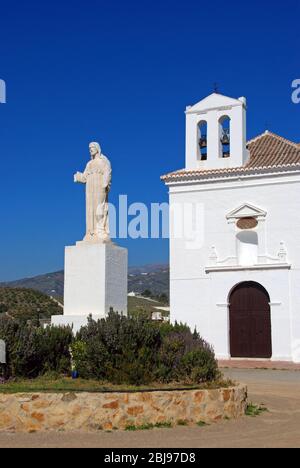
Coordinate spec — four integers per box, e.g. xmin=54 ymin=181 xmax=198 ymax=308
xmin=0 ymin=369 xmax=299 ymax=448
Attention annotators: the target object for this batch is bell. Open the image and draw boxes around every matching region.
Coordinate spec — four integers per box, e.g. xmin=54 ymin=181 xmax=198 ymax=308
xmin=199 ymin=136 xmax=207 ymax=148
xmin=221 ymin=129 xmax=230 ymax=145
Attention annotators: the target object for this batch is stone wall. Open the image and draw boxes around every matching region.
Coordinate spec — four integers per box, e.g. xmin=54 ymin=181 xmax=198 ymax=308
xmin=0 ymin=385 xmax=247 ymax=432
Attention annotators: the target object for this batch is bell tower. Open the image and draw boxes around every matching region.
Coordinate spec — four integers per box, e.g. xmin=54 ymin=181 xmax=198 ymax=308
xmin=185 ymin=93 xmax=249 ymax=170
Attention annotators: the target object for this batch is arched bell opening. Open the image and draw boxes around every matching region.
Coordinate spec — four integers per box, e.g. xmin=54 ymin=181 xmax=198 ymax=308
xmin=219 ymin=115 xmax=231 ymax=158
xmin=198 ymin=120 xmax=208 ymax=161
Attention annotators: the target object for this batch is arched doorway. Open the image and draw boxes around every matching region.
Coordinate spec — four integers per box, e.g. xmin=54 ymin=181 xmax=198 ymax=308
xmin=229 ymin=282 xmax=272 ymax=358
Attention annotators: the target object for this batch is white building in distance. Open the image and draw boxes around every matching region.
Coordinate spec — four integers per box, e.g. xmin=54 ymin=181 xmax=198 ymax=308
xmin=162 ymin=92 xmax=300 ymax=363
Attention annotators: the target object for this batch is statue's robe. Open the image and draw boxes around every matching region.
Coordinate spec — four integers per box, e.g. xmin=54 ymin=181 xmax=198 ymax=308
xmin=82 ymin=154 xmax=112 ymax=241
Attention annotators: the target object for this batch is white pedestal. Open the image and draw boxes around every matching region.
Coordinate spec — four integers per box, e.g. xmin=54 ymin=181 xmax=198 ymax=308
xmin=51 ymin=314 xmax=105 ymax=334
xmin=51 ymin=241 xmax=128 ymax=332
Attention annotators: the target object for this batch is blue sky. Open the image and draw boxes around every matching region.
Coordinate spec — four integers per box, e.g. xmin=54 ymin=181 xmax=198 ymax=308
xmin=0 ymin=0 xmax=299 ymax=281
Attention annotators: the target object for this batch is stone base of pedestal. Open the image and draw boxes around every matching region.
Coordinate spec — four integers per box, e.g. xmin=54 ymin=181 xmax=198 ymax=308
xmin=51 ymin=241 xmax=128 ymax=331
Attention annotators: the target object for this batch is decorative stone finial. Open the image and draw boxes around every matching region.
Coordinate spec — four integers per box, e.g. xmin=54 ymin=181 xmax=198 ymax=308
xmin=209 ymin=246 xmax=218 ymax=265
xmin=278 ymin=241 xmax=288 ymax=262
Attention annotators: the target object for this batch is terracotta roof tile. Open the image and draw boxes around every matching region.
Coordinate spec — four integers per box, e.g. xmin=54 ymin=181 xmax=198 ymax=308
xmin=246 ymin=131 xmax=300 ymax=167
xmin=161 ymin=131 xmax=300 ymax=182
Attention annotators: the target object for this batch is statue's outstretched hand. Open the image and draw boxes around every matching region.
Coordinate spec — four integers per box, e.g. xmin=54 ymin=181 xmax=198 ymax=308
xmin=74 ymin=172 xmax=84 ymax=183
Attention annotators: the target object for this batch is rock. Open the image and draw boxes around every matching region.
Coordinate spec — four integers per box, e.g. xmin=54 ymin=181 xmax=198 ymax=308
xmin=61 ymin=393 xmax=77 ymax=402
xmin=222 ymin=389 xmax=231 ymax=402
xmin=127 ymin=406 xmax=144 ymax=416
xmin=31 ymin=412 xmax=45 ymax=423
xmin=102 ymin=400 xmax=119 ymax=409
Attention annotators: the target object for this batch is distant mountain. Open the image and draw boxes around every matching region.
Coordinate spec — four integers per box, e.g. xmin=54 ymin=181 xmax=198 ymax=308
xmin=128 ymin=264 xmax=169 ymax=296
xmin=0 ymin=264 xmax=170 ymax=298
xmin=0 ymin=271 xmax=65 ymax=298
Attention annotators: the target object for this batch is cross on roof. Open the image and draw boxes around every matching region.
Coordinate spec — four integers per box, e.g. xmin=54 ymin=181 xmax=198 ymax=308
xmin=213 ymin=82 xmax=220 ymax=94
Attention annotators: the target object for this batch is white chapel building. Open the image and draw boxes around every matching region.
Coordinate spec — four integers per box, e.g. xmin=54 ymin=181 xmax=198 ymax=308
xmin=162 ymin=93 xmax=300 ymax=363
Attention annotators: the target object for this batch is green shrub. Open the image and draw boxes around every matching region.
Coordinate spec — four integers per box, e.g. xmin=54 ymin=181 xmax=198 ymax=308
xmin=73 ymin=313 xmax=218 ymax=385
xmin=0 ymin=316 xmax=73 ymax=378
xmin=70 ymin=340 xmax=87 ymax=371
xmin=0 ymin=311 xmax=218 ymax=386
xmin=180 ymin=349 xmax=219 ymax=383
xmin=158 ymin=321 xmax=191 ymax=338
xmin=156 ymin=328 xmax=218 ymax=383
xmin=74 ymin=312 xmax=161 ymax=384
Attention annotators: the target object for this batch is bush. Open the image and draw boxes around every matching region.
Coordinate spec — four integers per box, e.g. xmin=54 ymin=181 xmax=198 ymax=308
xmin=73 ymin=313 xmax=218 ymax=385
xmin=0 ymin=312 xmax=219 ymax=386
xmin=74 ymin=312 xmax=161 ymax=384
xmin=180 ymin=349 xmax=219 ymax=383
xmin=0 ymin=316 xmax=73 ymax=379
xmin=155 ymin=326 xmax=218 ymax=383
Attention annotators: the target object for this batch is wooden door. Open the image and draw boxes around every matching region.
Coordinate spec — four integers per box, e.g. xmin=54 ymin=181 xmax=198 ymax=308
xmin=229 ymin=282 xmax=272 ymax=358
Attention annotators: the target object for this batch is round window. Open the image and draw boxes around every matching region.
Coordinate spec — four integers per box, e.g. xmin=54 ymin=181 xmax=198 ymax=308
xmin=237 ymin=217 xmax=258 ymax=230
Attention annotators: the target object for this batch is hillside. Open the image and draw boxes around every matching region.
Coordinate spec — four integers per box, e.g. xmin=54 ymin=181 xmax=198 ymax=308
xmin=1 ymin=271 xmax=65 ymax=298
xmin=128 ymin=295 xmax=169 ymax=318
xmin=1 ymin=264 xmax=170 ymax=298
xmin=0 ymin=288 xmax=63 ymax=321
xmin=0 ymin=287 xmax=168 ymax=323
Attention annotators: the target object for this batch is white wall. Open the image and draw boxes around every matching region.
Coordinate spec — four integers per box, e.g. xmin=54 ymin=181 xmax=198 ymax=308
xmin=168 ymin=172 xmax=300 ymax=362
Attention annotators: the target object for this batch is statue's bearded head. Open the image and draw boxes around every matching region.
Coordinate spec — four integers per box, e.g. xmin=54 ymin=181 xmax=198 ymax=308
xmin=89 ymin=142 xmax=101 ymax=159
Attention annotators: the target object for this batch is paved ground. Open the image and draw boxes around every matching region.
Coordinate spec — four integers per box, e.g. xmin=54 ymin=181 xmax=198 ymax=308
xmin=0 ymin=369 xmax=299 ymax=448
xmin=219 ymin=359 xmax=300 ymax=370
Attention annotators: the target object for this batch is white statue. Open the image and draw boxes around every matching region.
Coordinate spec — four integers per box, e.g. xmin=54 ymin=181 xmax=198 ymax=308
xmin=74 ymin=142 xmax=112 ymax=242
